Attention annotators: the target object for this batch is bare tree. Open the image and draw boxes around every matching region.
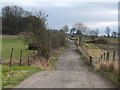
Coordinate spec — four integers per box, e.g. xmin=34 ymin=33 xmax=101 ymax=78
xmin=31 ymin=9 xmax=48 ymax=27
xmin=73 ymin=22 xmax=88 ymax=35
xmin=73 ymin=22 xmax=88 ymax=43
xmin=62 ymin=25 xmax=69 ymax=34
xmin=105 ymin=27 xmax=111 ymax=37
xmin=96 ymin=29 xmax=99 ymax=36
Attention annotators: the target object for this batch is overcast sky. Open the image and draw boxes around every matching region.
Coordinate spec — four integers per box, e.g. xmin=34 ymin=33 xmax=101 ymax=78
xmin=1 ymin=0 xmax=118 ymax=35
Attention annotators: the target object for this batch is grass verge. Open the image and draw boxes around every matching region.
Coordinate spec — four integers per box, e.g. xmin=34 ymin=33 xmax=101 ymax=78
xmin=50 ymin=48 xmax=65 ymax=69
xmin=2 ymin=65 xmax=42 ymax=88
xmin=50 ymin=39 xmax=69 ymax=69
xmin=96 ymin=70 xmax=120 ymax=86
xmin=80 ymin=51 xmax=119 ymax=86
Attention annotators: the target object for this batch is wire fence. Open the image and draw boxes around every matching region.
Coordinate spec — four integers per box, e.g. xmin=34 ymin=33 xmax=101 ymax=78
xmin=0 ymin=48 xmax=37 ymax=67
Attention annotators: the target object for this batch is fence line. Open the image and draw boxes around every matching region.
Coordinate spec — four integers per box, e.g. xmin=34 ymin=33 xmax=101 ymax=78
xmin=75 ymin=38 xmax=118 ymax=66
xmin=1 ymin=48 xmax=37 ymax=67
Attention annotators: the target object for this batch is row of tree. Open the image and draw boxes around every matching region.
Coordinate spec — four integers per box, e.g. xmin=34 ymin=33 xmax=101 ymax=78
xmin=61 ymin=23 xmax=118 ymax=38
xmin=61 ymin=23 xmax=99 ymax=42
xmin=2 ymin=5 xmax=66 ymax=59
xmin=105 ymin=27 xmax=118 ymax=38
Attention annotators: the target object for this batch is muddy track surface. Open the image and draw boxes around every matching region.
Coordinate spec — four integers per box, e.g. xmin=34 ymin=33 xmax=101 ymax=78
xmin=15 ymin=39 xmax=117 ymax=88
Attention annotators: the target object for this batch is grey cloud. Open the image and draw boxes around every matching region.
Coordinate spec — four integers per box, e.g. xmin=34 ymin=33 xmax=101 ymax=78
xmin=1 ymin=2 xmax=118 ymax=35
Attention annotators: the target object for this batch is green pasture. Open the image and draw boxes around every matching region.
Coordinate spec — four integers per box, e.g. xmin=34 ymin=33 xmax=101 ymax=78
xmin=1 ymin=38 xmax=31 ymax=61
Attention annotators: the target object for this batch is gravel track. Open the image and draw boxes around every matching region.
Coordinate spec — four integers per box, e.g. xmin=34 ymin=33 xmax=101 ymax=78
xmin=15 ymin=39 xmax=117 ymax=88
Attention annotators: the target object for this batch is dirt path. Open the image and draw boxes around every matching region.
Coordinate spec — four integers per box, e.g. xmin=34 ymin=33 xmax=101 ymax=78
xmin=15 ymin=39 xmax=117 ymax=88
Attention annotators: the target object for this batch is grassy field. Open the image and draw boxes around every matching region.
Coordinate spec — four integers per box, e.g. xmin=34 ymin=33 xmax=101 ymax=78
xmin=1 ymin=38 xmax=32 ymax=61
xmin=2 ymin=65 xmax=42 ymax=88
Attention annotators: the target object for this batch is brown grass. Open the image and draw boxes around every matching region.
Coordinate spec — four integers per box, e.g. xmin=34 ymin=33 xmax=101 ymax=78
xmin=114 ymin=62 xmax=120 ymax=76
xmin=95 ymin=60 xmax=119 ymax=74
xmin=106 ymin=60 xmax=114 ymax=71
xmin=50 ymin=47 xmax=64 ymax=57
xmin=99 ymin=61 xmax=107 ymax=71
xmin=85 ymin=56 xmax=90 ymax=65
xmin=32 ymin=57 xmax=54 ymax=70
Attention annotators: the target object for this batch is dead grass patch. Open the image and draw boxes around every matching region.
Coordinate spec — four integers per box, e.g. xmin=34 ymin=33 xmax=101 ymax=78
xmin=32 ymin=58 xmax=54 ymax=70
xmin=95 ymin=60 xmax=118 ymax=73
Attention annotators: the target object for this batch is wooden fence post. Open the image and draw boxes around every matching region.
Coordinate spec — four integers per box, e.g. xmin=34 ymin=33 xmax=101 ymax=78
xmin=101 ymin=55 xmax=103 ymax=61
xmin=106 ymin=52 xmax=110 ymax=61
xmin=89 ymin=56 xmax=93 ymax=66
xmin=27 ymin=52 xmax=30 ymax=66
xmin=103 ymin=53 xmax=106 ymax=61
xmin=9 ymin=48 xmax=13 ymax=67
xmin=34 ymin=51 xmax=35 ymax=61
xmin=99 ymin=58 xmax=100 ymax=62
xmin=113 ymin=51 xmax=115 ymax=61
xmin=19 ymin=50 xmax=22 ymax=66
xmin=108 ymin=52 xmax=110 ymax=61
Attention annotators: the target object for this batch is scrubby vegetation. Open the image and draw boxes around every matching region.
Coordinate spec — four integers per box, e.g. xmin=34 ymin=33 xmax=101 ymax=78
xmin=2 ymin=5 xmax=66 ymax=60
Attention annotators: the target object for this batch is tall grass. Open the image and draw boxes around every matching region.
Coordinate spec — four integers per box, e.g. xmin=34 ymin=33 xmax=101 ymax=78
xmin=96 ymin=60 xmax=115 ymax=72
xmin=95 ymin=60 xmax=120 ymax=85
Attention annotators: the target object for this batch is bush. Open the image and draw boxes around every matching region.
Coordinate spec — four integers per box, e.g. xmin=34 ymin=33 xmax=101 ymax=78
xmin=28 ymin=30 xmax=66 ymax=59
